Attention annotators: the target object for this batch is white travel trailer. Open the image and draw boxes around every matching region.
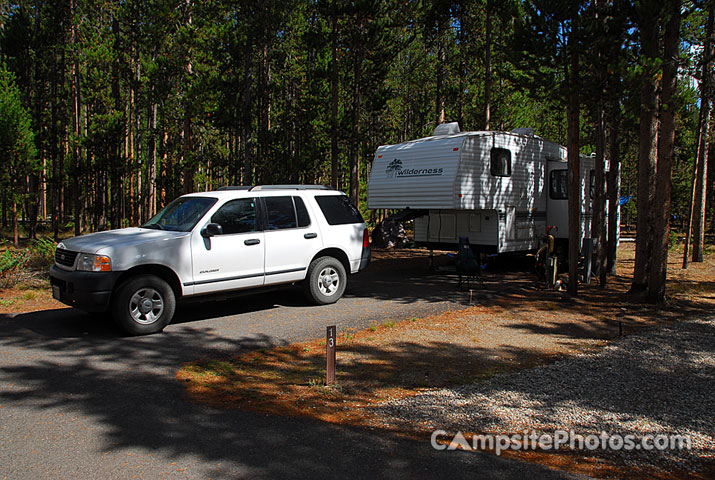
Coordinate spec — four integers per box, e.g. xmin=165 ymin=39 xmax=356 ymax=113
xmin=367 ymin=123 xmax=605 ymax=254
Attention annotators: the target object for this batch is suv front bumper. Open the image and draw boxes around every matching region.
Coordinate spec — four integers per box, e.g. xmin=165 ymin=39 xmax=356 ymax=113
xmin=49 ymin=265 xmax=123 ymax=312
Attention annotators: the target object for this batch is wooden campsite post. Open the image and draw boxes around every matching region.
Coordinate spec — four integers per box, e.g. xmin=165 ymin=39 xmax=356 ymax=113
xmin=326 ymin=325 xmax=336 ymax=384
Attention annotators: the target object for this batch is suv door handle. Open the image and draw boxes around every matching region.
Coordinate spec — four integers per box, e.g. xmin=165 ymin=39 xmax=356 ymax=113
xmin=244 ymin=238 xmax=261 ymax=246
xmin=304 ymin=233 xmax=318 ymax=239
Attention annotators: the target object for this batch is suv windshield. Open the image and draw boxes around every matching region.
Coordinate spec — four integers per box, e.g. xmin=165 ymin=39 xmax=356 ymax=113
xmin=142 ymin=196 xmax=217 ymax=232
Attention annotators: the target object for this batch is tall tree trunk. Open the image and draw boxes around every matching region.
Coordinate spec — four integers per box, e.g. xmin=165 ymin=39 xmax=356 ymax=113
xmin=71 ymin=0 xmax=82 ymax=237
xmin=147 ymin=93 xmax=157 ymax=219
xmin=647 ymin=1 xmax=680 ymax=303
xmin=567 ymin=36 xmax=580 ymax=297
xmin=593 ymin=0 xmax=607 ymax=286
xmin=330 ymin=14 xmax=340 ymax=190
xmin=12 ymin=191 xmax=19 ymax=246
xmin=111 ymin=12 xmax=122 ymax=230
xmin=182 ymin=0 xmax=194 ymax=194
xmin=435 ymin=19 xmax=446 ymax=125
xmin=690 ymin=1 xmax=713 ymax=263
xmin=29 ymin=14 xmax=42 ymax=240
xmin=242 ymin=41 xmax=253 ymax=186
xmin=51 ymin=45 xmax=63 ymax=241
xmin=606 ymin=111 xmax=621 ymax=274
xmin=135 ymin=59 xmax=142 ymax=223
xmin=128 ymin=53 xmax=136 ymax=224
xmin=259 ymin=43 xmax=271 ymax=183
xmin=484 ymin=0 xmax=492 ymax=130
xmin=632 ymin=9 xmax=660 ymax=292
xmin=349 ymin=31 xmax=362 ymax=208
xmin=594 ymin=103 xmax=607 ymax=286
xmin=684 ymin=95 xmax=712 ymax=267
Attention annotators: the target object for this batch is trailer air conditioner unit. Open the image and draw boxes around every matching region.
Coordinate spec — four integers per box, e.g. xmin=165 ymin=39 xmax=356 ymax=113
xmin=433 ymin=122 xmax=461 ymax=136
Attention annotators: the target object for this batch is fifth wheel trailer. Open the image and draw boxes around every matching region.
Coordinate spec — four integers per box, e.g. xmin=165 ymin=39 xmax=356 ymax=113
xmin=366 ymin=123 xmax=614 ymax=254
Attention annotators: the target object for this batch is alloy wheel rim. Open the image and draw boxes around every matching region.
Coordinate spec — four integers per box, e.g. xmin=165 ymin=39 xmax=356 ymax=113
xmin=318 ymin=267 xmax=340 ymax=296
xmin=129 ymin=288 xmax=164 ymax=324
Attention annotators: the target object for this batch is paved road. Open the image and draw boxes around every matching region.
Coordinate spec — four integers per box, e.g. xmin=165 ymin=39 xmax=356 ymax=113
xmin=0 ymin=254 xmax=583 ymax=479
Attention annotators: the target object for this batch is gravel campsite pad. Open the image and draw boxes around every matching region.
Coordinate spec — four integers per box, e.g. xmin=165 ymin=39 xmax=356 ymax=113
xmin=377 ymin=315 xmax=715 ymax=474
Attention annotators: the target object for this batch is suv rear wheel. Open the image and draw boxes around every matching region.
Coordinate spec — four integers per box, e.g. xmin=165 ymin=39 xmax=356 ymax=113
xmin=112 ymin=274 xmax=176 ymax=335
xmin=304 ymin=256 xmax=346 ymax=305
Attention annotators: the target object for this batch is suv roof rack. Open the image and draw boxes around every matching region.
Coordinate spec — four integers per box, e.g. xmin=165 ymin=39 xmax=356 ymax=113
xmin=217 ymin=185 xmax=334 ymax=192
xmin=251 ymin=185 xmax=334 ymax=191
xmin=216 ymin=186 xmax=252 ymax=191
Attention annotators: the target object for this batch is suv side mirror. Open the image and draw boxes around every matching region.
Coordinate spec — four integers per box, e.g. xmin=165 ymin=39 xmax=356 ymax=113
xmin=201 ymin=223 xmax=223 ymax=237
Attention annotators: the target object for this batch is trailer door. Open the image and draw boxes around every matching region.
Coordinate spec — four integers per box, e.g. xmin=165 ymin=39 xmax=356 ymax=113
xmin=546 ymin=162 xmax=569 ymax=239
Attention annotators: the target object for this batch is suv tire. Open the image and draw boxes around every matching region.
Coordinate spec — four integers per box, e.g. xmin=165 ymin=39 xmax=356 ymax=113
xmin=112 ymin=274 xmax=176 ymax=335
xmin=304 ymin=256 xmax=346 ymax=305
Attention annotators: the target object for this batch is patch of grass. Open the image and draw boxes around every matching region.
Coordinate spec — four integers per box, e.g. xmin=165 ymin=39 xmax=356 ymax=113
xmin=203 ymin=360 xmax=237 ymax=377
xmin=0 ymin=298 xmax=17 ymax=307
xmin=368 ymin=323 xmax=378 ymax=332
xmin=307 ymin=377 xmax=323 ymax=387
xmin=20 ymin=290 xmax=38 ymax=301
xmin=383 ymin=320 xmax=396 ymax=328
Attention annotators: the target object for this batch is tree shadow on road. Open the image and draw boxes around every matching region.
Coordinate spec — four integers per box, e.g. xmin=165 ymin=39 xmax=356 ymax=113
xmin=0 ymin=315 xmax=572 ymax=480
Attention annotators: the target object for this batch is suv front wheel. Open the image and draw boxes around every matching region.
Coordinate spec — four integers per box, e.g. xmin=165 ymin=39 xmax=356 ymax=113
xmin=304 ymin=256 xmax=346 ymax=305
xmin=112 ymin=274 xmax=176 ymax=335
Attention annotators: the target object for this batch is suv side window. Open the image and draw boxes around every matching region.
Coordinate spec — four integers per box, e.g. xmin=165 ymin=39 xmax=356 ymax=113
xmin=315 ymin=195 xmax=364 ymax=225
xmin=294 ymin=196 xmax=311 ymax=227
xmin=211 ymin=198 xmax=258 ymax=234
xmin=265 ymin=196 xmax=298 ymax=230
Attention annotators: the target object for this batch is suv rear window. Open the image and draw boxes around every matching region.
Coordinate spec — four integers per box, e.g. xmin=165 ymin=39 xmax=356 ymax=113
xmin=315 ymin=195 xmax=364 ymax=225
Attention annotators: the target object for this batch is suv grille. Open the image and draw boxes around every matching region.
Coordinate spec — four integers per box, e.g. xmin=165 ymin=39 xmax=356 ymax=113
xmin=55 ymin=248 xmax=78 ymax=268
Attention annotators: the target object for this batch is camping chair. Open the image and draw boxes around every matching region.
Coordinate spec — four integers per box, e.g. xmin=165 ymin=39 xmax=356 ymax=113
xmin=456 ymin=237 xmax=484 ymax=290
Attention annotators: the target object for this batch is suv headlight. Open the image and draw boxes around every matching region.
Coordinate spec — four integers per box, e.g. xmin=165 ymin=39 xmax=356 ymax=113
xmin=77 ymin=254 xmax=112 ymax=272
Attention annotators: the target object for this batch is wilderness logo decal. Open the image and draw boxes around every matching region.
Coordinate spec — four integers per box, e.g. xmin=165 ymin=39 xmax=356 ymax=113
xmin=385 ymin=158 xmax=444 ymax=178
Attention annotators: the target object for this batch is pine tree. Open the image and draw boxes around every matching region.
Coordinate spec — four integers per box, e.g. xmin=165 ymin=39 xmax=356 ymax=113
xmin=0 ymin=63 xmax=38 ymax=245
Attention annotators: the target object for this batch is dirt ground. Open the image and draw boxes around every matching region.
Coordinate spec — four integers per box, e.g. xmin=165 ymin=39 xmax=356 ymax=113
xmin=176 ymin=242 xmax=715 ymax=479
xmin=0 ymin=285 xmax=64 ymax=314
xmin=2 ymin=242 xmax=713 ymax=478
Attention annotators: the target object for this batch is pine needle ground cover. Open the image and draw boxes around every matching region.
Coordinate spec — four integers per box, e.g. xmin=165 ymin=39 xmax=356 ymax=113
xmin=177 ymin=243 xmax=715 ymax=479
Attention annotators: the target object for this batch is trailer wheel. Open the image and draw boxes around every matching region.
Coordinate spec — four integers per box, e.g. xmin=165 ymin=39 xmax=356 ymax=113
xmin=112 ymin=274 xmax=175 ymax=335
xmin=304 ymin=256 xmax=347 ymax=305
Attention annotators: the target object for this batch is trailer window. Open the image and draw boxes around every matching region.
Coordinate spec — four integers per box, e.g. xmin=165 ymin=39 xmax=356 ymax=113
xmin=550 ymin=169 xmax=568 ymax=199
xmin=490 ymin=148 xmax=511 ymax=177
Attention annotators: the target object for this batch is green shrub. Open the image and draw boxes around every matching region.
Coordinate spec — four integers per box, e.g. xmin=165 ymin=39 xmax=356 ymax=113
xmin=0 ymin=238 xmax=56 ymax=289
xmin=668 ymin=231 xmax=679 ymax=251
xmin=27 ymin=237 xmax=56 ymax=269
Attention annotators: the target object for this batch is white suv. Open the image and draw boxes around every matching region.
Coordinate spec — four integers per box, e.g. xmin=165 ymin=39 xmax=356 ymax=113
xmin=49 ymin=185 xmax=371 ymax=335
